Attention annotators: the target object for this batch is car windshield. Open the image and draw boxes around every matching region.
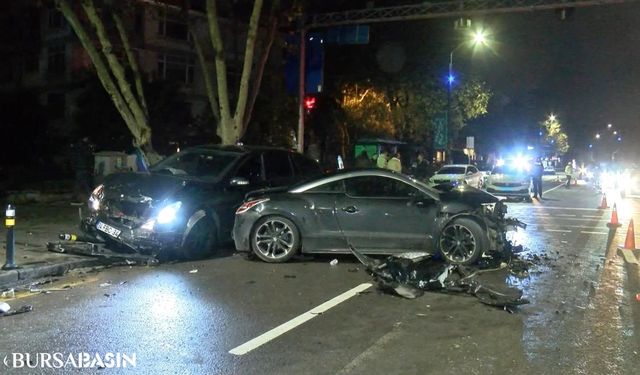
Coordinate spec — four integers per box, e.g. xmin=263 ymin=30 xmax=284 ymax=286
xmin=437 ymin=167 xmax=466 ymax=175
xmin=150 ymin=149 xmax=241 ymax=180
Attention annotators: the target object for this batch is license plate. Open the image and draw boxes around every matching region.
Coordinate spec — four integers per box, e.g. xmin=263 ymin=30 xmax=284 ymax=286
xmin=97 ymin=221 xmax=121 ymax=238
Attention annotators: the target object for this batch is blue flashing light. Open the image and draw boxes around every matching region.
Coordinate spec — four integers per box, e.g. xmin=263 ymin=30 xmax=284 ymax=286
xmin=539 ymin=131 xmax=543 ymax=136
xmin=447 ymin=75 xmax=455 ymax=84
xmin=588 ymin=144 xmax=593 ymax=148
xmin=617 ymin=137 xmax=622 ymax=142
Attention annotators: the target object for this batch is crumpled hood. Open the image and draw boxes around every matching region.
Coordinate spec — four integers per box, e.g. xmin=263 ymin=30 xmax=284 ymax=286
xmin=102 ymin=172 xmax=202 ymax=202
xmin=438 ymin=186 xmax=500 ymax=208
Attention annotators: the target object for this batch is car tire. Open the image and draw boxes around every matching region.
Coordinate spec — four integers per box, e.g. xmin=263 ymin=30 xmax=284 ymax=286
xmin=181 ymin=216 xmax=217 ymax=260
xmin=250 ymin=216 xmax=300 ymax=263
xmin=438 ymin=217 xmax=487 ymax=265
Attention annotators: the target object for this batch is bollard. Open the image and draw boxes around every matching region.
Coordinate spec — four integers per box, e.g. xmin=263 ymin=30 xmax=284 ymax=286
xmin=2 ymin=204 xmax=18 ymax=270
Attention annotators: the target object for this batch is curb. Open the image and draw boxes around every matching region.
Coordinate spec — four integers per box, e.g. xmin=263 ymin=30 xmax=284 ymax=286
xmin=0 ymin=258 xmax=104 ymax=289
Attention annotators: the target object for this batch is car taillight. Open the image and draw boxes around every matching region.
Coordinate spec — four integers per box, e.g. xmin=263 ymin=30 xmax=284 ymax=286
xmin=236 ymin=198 xmax=270 ymax=215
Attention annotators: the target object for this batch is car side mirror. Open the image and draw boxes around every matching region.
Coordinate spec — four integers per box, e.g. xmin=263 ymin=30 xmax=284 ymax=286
xmin=229 ymin=177 xmax=250 ymax=186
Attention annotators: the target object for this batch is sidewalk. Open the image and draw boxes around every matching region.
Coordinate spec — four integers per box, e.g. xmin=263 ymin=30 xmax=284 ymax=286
xmin=0 ymin=201 xmax=103 ymax=289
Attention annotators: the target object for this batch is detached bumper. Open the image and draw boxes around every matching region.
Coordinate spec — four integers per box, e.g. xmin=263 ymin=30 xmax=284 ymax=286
xmin=81 ymin=214 xmax=183 ymax=254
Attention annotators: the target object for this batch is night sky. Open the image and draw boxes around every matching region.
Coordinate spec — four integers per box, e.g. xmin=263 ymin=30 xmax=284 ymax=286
xmin=317 ymin=1 xmax=640 ymax=160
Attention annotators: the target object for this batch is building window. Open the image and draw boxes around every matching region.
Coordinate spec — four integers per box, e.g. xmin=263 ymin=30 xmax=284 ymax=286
xmin=158 ymin=11 xmax=189 ymax=41
xmin=48 ymin=3 xmax=65 ymax=30
xmin=47 ymin=44 xmax=66 ymax=75
xmin=158 ymin=54 xmax=194 ymax=84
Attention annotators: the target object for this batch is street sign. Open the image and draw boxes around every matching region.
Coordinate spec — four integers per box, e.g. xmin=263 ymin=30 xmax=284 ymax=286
xmin=433 ymin=114 xmax=448 ymax=150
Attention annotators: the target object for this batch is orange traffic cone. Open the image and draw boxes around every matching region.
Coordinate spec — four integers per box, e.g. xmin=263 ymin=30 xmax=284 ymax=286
xmin=607 ymin=203 xmax=622 ymax=228
xmin=622 ymin=219 xmax=636 ymax=250
xmin=598 ymin=193 xmax=609 ymax=209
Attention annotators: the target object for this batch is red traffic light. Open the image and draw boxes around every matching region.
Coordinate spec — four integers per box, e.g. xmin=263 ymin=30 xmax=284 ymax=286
xmin=304 ymin=96 xmax=317 ymax=110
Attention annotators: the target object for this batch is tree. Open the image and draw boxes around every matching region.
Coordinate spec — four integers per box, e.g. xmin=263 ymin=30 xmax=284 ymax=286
xmin=55 ymin=0 xmax=159 ymax=162
xmin=189 ymin=0 xmax=280 ymax=145
xmin=541 ymin=116 xmax=569 ymax=154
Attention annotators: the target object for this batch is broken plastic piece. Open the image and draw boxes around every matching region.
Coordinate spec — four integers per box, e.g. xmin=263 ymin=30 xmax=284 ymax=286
xmin=0 ymin=302 xmax=10 ymax=313
xmin=1 ymin=289 xmax=15 ymax=299
xmin=99 ymin=282 xmax=112 ymax=287
xmin=189 ymin=269 xmax=198 ymax=274
xmin=330 ymin=259 xmax=338 ymax=266
xmin=0 ymin=304 xmax=33 ymax=317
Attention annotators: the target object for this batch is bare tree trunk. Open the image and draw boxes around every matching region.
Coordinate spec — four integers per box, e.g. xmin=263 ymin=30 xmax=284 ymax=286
xmin=241 ymin=0 xmax=279 ymax=137
xmin=113 ymin=11 xmax=148 ymax=117
xmin=191 ymin=25 xmax=221 ymax=123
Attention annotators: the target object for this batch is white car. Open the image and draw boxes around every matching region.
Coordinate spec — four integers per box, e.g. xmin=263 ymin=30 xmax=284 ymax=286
xmin=428 ymin=164 xmax=483 ymax=188
xmin=485 ymin=164 xmax=531 ymax=200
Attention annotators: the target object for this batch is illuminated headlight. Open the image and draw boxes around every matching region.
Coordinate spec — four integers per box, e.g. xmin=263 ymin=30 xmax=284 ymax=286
xmin=157 ymin=201 xmax=182 ymax=224
xmin=88 ymin=184 xmax=104 ymax=211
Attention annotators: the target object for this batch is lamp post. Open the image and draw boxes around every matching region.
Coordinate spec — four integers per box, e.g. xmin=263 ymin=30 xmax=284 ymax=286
xmin=445 ymin=29 xmax=487 ymax=162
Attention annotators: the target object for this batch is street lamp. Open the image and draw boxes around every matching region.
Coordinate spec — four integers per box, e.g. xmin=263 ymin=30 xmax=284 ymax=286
xmin=548 ymin=113 xmax=556 ymax=122
xmin=445 ymin=28 xmax=488 ymax=162
xmin=595 ymin=133 xmax=600 ymax=139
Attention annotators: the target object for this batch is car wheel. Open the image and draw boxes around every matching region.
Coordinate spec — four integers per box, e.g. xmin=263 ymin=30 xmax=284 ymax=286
xmin=438 ymin=218 xmax=487 ymax=265
xmin=251 ymin=216 xmax=300 ymax=263
xmin=181 ymin=216 xmax=217 ymax=260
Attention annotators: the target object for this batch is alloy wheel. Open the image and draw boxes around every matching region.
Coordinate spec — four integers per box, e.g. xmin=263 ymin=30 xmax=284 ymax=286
xmin=440 ymin=224 xmax=477 ymax=263
xmin=254 ymin=219 xmax=295 ymax=260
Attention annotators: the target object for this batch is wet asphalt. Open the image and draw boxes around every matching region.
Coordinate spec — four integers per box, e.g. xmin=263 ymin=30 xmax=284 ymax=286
xmin=1 ymin=180 xmax=639 ymax=374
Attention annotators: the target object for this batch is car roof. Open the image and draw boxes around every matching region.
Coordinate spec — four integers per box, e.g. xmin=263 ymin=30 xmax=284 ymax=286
xmin=289 ymin=168 xmax=439 ymax=196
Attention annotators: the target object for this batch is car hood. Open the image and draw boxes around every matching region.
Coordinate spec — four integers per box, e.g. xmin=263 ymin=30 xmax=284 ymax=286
xmin=102 ymin=172 xmax=207 ymax=202
xmin=438 ymin=186 xmax=500 ymax=209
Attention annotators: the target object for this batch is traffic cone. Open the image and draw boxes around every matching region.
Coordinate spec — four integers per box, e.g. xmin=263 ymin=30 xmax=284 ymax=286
xmin=598 ymin=193 xmax=608 ymax=209
xmin=622 ymin=219 xmax=636 ymax=250
xmin=606 ymin=203 xmax=622 ymax=228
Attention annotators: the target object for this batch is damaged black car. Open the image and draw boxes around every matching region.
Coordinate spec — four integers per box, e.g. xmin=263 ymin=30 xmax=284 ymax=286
xmin=81 ymin=145 xmax=322 ymax=259
xmin=233 ymin=169 xmax=525 ymax=264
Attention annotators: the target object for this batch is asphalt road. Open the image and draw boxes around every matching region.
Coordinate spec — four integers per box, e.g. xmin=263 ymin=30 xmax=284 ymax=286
xmin=1 ymin=180 xmax=639 ymax=374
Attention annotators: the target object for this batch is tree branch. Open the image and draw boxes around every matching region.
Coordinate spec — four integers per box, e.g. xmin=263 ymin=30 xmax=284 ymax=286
xmin=82 ymin=0 xmax=150 ymax=145
xmin=55 ymin=0 xmax=141 ymax=141
xmin=233 ymin=0 xmax=264 ymax=137
xmin=206 ymin=0 xmax=232 ymax=131
xmin=241 ymin=0 xmax=279 ymax=137
xmin=190 ymin=21 xmax=221 ymax=123
xmin=112 ymin=9 xmax=148 ymax=117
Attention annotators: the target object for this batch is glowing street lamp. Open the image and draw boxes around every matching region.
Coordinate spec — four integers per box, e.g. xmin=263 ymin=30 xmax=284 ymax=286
xmin=548 ymin=114 xmax=556 ymax=122
xmin=595 ymin=133 xmax=601 ymax=139
xmin=607 ymin=123 xmax=612 ymax=129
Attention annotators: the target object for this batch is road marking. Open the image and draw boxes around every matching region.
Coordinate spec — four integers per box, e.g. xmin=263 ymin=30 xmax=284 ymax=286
xmin=509 ymin=206 xmax=604 ymax=212
xmin=543 ymin=229 xmax=572 ymax=233
xmin=528 ymin=224 xmax=608 ymax=229
xmin=229 ymin=283 xmax=372 ymax=356
xmin=556 ymin=214 xmax=577 ymax=217
xmin=580 ymin=231 xmax=608 ymax=235
xmin=543 ymin=183 xmax=566 ymax=195
xmin=336 ymin=323 xmax=403 ymax=374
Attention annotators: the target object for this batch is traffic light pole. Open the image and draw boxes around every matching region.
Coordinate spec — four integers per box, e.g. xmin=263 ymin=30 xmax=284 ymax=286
xmin=297 ymin=27 xmax=307 ymax=153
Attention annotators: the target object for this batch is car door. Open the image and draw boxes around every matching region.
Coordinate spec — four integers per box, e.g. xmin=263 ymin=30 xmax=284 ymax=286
xmin=218 ymin=154 xmax=267 ymax=238
xmin=335 ymin=175 xmax=438 ymax=253
xmin=297 ymin=180 xmax=348 ymax=252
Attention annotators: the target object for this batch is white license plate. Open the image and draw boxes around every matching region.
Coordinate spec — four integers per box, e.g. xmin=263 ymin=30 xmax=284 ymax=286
xmin=97 ymin=221 xmax=122 ymax=238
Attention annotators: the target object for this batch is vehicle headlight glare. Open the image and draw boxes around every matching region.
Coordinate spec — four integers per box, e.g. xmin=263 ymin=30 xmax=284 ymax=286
xmin=157 ymin=201 xmax=182 ymax=224
xmin=88 ymin=184 xmax=104 ymax=211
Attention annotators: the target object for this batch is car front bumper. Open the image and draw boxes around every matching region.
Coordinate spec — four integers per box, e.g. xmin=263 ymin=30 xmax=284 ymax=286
xmin=81 ymin=213 xmax=183 ymax=254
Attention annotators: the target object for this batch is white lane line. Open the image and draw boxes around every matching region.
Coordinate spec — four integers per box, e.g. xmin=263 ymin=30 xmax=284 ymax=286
xmin=526 ymin=217 xmax=605 ymax=222
xmin=543 ymin=183 xmax=566 ymax=195
xmin=556 ymin=214 xmax=577 ymax=217
xmin=528 ymin=224 xmax=608 ymax=229
xmin=582 ymin=215 xmax=604 ymax=218
xmin=581 ymin=231 xmax=608 ymax=235
xmin=336 ymin=324 xmax=403 ymax=375
xmin=509 ymin=206 xmax=603 ymax=212
xmin=544 ymin=229 xmax=572 ymax=233
xmin=229 ymin=283 xmax=372 ymax=356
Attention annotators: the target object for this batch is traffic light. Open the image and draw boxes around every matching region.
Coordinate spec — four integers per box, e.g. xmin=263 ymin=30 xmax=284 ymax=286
xmin=304 ymin=96 xmax=317 ymax=111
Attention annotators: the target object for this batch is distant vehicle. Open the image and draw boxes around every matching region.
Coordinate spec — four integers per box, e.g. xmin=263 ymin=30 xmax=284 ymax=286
xmin=233 ymin=169 xmax=525 ymax=265
xmin=427 ymin=164 xmax=483 ymax=188
xmin=485 ymin=164 xmax=532 ymax=201
xmin=81 ymin=145 xmax=322 ymax=259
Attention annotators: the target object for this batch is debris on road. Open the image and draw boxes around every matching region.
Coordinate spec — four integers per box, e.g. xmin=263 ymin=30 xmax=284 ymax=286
xmin=350 ymin=246 xmax=529 ymax=309
xmin=330 ymin=259 xmax=338 ymax=266
xmin=283 ymin=274 xmax=296 ymax=279
xmin=1 ymin=288 xmax=16 ymax=299
xmin=99 ymin=282 xmax=112 ymax=287
xmin=189 ymin=269 xmax=198 ymax=274
xmin=0 ymin=304 xmax=33 ymax=317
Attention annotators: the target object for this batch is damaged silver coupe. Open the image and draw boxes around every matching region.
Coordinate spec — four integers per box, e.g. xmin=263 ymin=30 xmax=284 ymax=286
xmin=234 ymin=169 xmax=525 ymax=264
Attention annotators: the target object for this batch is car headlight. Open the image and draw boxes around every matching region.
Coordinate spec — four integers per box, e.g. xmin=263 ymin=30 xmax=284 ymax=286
xmin=88 ymin=184 xmax=104 ymax=211
xmin=156 ymin=201 xmax=182 ymax=224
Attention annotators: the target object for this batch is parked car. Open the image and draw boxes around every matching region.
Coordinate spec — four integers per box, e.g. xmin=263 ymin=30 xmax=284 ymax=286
xmin=427 ymin=164 xmax=483 ymax=188
xmin=485 ymin=164 xmax=532 ymax=201
xmin=81 ymin=145 xmax=323 ymax=259
xmin=233 ymin=169 xmax=525 ymax=265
